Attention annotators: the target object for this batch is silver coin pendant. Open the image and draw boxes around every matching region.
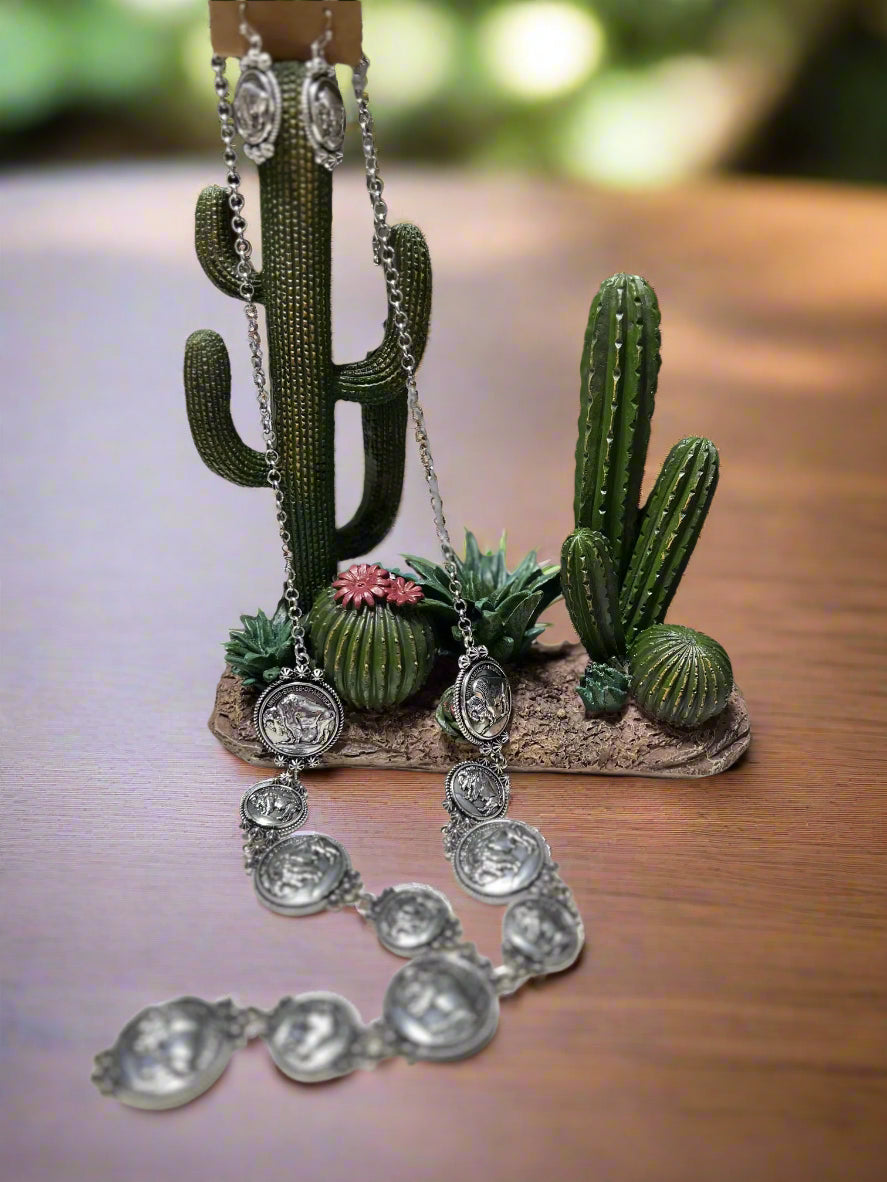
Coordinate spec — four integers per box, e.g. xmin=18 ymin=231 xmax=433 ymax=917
xmin=253 ymin=832 xmax=350 ymax=917
xmin=445 ymin=760 xmax=509 ymax=821
xmin=453 ymin=818 xmax=548 ymax=903
xmin=233 ymin=56 xmax=282 ymax=164
xmin=383 ymin=952 xmax=499 ymax=1062
xmin=452 ymin=656 xmax=512 ymax=745
xmin=372 ymin=884 xmax=458 ymax=957
xmin=503 ymin=895 xmax=585 ymax=974
xmin=263 ymin=992 xmax=365 ymax=1083
xmin=240 ymin=776 xmax=307 ymax=833
xmin=254 ymin=675 xmax=344 ymax=760
xmin=301 ymin=63 xmax=345 ymax=170
xmin=91 ymin=997 xmax=247 ymax=1110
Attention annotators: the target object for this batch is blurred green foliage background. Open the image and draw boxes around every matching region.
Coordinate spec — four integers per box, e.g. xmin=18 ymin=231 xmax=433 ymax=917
xmin=1 ymin=0 xmax=886 ymax=186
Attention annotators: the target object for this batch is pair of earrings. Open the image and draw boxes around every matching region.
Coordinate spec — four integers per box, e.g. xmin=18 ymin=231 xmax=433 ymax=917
xmin=231 ymin=7 xmax=346 ymax=170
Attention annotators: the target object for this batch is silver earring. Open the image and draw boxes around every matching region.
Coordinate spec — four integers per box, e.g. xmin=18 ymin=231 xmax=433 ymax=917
xmin=232 ymin=1 xmax=282 ymax=164
xmin=301 ymin=9 xmax=346 ymax=171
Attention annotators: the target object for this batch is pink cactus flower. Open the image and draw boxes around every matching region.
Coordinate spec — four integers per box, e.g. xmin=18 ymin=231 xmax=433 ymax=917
xmin=332 ymin=563 xmax=391 ymax=609
xmin=387 ymin=576 xmax=424 ymax=607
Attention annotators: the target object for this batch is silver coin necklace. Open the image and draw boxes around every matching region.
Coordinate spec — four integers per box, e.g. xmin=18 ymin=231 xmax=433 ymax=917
xmin=93 ymin=6 xmax=584 ymax=1109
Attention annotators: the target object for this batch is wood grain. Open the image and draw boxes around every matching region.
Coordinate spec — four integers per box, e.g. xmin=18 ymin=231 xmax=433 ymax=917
xmin=1 ymin=166 xmax=886 ymax=1182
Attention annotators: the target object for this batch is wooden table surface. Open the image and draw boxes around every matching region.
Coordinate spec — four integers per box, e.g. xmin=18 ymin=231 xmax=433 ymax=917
xmin=2 ymin=165 xmax=886 ymax=1182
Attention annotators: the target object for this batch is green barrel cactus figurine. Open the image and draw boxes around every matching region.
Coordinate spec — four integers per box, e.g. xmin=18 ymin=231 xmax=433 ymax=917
xmin=562 ymin=273 xmax=730 ymax=723
xmin=185 ymin=61 xmax=432 ymax=611
xmin=629 ymin=624 xmax=733 ymax=728
xmin=308 ymin=565 xmax=437 ymax=710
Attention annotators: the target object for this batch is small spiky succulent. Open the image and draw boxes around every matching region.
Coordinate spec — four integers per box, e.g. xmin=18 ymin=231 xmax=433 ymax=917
xmin=397 ymin=530 xmax=561 ymax=665
xmin=224 ymin=602 xmax=294 ymax=688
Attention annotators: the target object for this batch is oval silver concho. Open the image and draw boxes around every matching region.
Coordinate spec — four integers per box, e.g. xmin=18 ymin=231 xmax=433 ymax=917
xmin=263 ymin=992 xmax=365 ymax=1083
xmin=452 ymin=656 xmax=512 ymax=745
xmin=383 ymin=952 xmax=499 ymax=1062
xmin=445 ymin=760 xmax=509 ymax=821
xmin=301 ymin=67 xmax=345 ymax=170
xmin=254 ymin=677 xmax=344 ymax=760
xmin=503 ymin=895 xmax=585 ymax=975
xmin=91 ymin=997 xmax=244 ymax=1110
xmin=453 ymin=818 xmax=547 ymax=903
xmin=233 ymin=63 xmax=282 ymax=164
xmin=253 ymin=832 xmax=349 ymax=917
xmin=372 ymin=884 xmax=457 ymax=957
xmin=240 ymin=777 xmax=307 ymax=833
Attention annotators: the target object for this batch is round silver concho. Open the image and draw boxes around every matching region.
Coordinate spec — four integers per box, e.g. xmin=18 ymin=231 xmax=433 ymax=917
xmin=240 ymin=777 xmax=307 ymax=833
xmin=503 ymin=895 xmax=584 ymax=974
xmin=453 ymin=818 xmax=547 ymax=904
xmin=452 ymin=656 xmax=512 ymax=745
xmin=263 ymin=992 xmax=364 ymax=1083
xmin=383 ymin=952 xmax=499 ymax=1062
xmin=301 ymin=68 xmax=346 ymax=170
xmin=445 ymin=760 xmax=509 ymax=821
xmin=92 ymin=997 xmax=241 ymax=1110
xmin=372 ymin=884 xmax=456 ymax=958
xmin=233 ymin=64 xmax=282 ymax=164
xmin=253 ymin=832 xmax=349 ymax=917
xmin=254 ymin=678 xmax=344 ymax=760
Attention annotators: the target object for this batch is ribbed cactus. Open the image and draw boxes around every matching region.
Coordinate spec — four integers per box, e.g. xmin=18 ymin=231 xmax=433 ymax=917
xmin=185 ymin=61 xmax=432 ymax=610
xmin=576 ymin=660 xmax=630 ymax=715
xmin=563 ymin=274 xmax=730 ymax=723
xmin=574 ymin=273 xmax=661 ymax=578
xmin=560 ymin=528 xmax=624 ymax=662
xmin=620 ymin=437 xmax=719 ymax=645
xmin=629 ymin=624 xmax=733 ymax=728
xmin=308 ymin=586 xmax=437 ymax=710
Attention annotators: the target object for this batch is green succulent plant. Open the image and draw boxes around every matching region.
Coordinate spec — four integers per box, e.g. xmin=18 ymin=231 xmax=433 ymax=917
xmin=398 ymin=530 xmax=561 ymax=665
xmin=629 ymin=624 xmax=733 ymax=729
xmin=224 ymin=602 xmax=294 ymax=688
xmin=562 ymin=273 xmax=730 ymax=725
xmin=577 ymin=659 xmax=630 ymax=715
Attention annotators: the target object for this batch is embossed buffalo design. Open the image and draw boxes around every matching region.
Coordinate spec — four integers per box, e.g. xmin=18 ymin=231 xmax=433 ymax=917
xmin=386 ymin=895 xmax=437 ymax=942
xmin=264 ymin=691 xmax=337 ymax=752
xmin=397 ymin=966 xmax=475 ymax=1041
xmin=129 ymin=1006 xmax=205 ymax=1084
xmin=464 ymin=671 xmax=509 ymax=738
xmin=249 ymin=784 xmax=300 ymax=825
xmin=234 ymin=76 xmax=272 ymax=140
xmin=510 ymin=903 xmax=572 ymax=959
xmin=466 ymin=825 xmax=537 ymax=887
xmin=453 ymin=766 xmax=501 ymax=816
xmin=281 ymin=1002 xmax=343 ymax=1069
xmin=265 ymin=838 xmax=337 ymax=899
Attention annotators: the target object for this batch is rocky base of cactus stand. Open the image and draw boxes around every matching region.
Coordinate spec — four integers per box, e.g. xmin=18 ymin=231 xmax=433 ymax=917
xmin=209 ymin=644 xmax=750 ymax=779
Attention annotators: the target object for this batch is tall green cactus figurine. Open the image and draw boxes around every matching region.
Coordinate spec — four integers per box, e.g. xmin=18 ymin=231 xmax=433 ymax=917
xmin=563 ymin=273 xmax=730 ymax=724
xmin=574 ymin=273 xmax=661 ymax=578
xmin=620 ymin=436 xmax=719 ymax=646
xmin=560 ymin=528 xmax=624 ymax=663
xmin=185 ymin=62 xmax=432 ymax=609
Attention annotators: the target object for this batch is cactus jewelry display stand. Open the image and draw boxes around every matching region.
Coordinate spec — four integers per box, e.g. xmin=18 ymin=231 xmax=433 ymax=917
xmin=191 ymin=13 xmax=749 ymax=780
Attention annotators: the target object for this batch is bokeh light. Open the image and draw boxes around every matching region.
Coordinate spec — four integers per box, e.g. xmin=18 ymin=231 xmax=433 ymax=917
xmin=479 ymin=1 xmax=605 ymax=99
xmin=361 ymin=1 xmax=459 ymax=109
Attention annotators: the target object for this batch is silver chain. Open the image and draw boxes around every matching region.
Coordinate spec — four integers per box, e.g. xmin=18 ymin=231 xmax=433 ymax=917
xmin=211 ymin=48 xmax=312 ymax=678
xmin=210 ymin=16 xmax=478 ymax=670
xmin=352 ymin=57 xmax=477 ymax=658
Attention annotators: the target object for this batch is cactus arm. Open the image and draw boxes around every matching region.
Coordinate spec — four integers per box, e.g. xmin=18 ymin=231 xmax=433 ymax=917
xmin=335 ymin=398 xmax=408 ymax=559
xmin=619 ymin=437 xmax=720 ymax=644
xmin=334 ymin=223 xmax=432 ymax=406
xmin=561 ymin=528 xmax=626 ymax=663
xmin=185 ymin=329 xmax=266 ymax=487
xmin=195 ymin=185 xmax=264 ymax=304
xmin=574 ymin=274 xmax=661 ymax=576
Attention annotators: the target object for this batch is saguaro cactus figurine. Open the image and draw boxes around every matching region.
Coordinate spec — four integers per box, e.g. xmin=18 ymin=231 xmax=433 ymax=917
xmin=185 ymin=61 xmax=432 ymax=609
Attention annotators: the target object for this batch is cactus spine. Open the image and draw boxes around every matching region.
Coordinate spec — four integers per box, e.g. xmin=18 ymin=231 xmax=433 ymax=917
xmin=561 ymin=529 xmax=624 ymax=662
xmin=620 ymin=437 xmax=719 ymax=645
xmin=185 ymin=62 xmax=432 ymax=610
xmin=574 ymin=273 xmax=661 ymax=578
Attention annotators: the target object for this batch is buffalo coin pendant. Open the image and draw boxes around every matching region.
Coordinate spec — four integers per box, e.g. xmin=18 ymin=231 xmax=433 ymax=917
xmin=453 ymin=818 xmax=547 ymax=903
xmin=240 ymin=776 xmax=307 ymax=833
xmin=445 ymin=760 xmax=509 ymax=821
xmin=452 ymin=656 xmax=512 ymax=745
xmin=253 ymin=832 xmax=351 ymax=917
xmin=301 ymin=62 xmax=345 ymax=170
xmin=263 ymin=992 xmax=365 ymax=1083
xmin=371 ymin=884 xmax=459 ymax=957
xmin=254 ymin=676 xmax=344 ymax=760
xmin=91 ymin=997 xmax=247 ymax=1110
xmin=233 ymin=57 xmax=282 ymax=164
xmin=383 ymin=951 xmax=499 ymax=1061
xmin=502 ymin=895 xmax=584 ymax=974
